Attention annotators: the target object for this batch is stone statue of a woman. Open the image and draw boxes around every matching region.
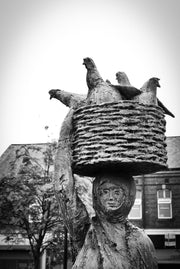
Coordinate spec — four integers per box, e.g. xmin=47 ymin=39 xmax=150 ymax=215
xmin=49 ymin=57 xmax=168 ymax=268
xmin=72 ymin=173 xmax=157 ymax=269
xmin=51 ymin=104 xmax=158 ymax=269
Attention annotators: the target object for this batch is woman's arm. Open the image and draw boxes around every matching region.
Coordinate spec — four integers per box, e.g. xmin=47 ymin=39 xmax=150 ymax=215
xmin=50 ymin=90 xmax=90 ymax=254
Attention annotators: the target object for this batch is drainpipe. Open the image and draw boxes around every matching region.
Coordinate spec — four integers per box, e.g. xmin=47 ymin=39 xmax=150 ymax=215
xmin=63 ymin=226 xmax=68 ymax=269
xmin=142 ymin=175 xmax=146 ymax=229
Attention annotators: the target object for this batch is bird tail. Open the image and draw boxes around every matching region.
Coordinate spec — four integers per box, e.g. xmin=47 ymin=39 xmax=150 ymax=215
xmin=157 ymin=98 xmax=175 ymax=118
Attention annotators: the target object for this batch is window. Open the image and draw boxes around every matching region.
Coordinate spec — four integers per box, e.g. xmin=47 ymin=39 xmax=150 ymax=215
xmin=165 ymin=234 xmax=176 ymax=248
xmin=157 ymin=188 xmax=172 ymax=219
xmin=128 ymin=190 xmax=142 ymax=219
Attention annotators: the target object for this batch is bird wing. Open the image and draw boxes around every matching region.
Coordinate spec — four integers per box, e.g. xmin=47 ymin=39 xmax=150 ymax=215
xmin=157 ymin=98 xmax=175 ymax=118
xmin=111 ymin=85 xmax=142 ymax=99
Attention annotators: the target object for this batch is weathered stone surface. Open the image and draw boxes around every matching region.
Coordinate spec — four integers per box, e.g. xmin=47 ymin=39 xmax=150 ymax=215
xmin=49 ymin=63 xmax=164 ymax=268
xmin=72 ymin=101 xmax=167 ymax=176
xmin=72 ymin=174 xmax=158 ymax=269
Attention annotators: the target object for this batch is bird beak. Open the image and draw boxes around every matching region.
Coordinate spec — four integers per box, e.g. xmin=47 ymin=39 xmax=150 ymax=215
xmin=155 ymin=78 xmax=161 ymax=88
xmin=157 ymin=81 xmax=161 ymax=88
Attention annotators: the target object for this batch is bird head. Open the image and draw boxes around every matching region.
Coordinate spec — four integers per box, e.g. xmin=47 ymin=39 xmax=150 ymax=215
xmin=106 ymin=79 xmax=111 ymax=84
xmin=149 ymin=77 xmax=161 ymax=88
xmin=49 ymin=89 xmax=60 ymax=99
xmin=116 ymin=71 xmax=131 ymax=86
xmin=83 ymin=57 xmax=96 ymax=70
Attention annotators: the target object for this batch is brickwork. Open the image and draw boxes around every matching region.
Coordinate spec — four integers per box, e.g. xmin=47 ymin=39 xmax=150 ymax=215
xmin=132 ymin=171 xmax=180 ymax=229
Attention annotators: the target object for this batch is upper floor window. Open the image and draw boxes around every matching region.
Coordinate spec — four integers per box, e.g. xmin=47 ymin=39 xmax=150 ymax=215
xmin=128 ymin=190 xmax=142 ymax=219
xmin=157 ymin=188 xmax=172 ymax=219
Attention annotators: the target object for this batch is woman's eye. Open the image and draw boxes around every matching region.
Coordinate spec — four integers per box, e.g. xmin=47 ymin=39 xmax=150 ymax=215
xmin=103 ymin=189 xmax=109 ymax=194
xmin=114 ymin=190 xmax=120 ymax=195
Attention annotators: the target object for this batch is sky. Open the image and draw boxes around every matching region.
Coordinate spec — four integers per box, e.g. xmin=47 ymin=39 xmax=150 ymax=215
xmin=0 ymin=0 xmax=180 ymax=156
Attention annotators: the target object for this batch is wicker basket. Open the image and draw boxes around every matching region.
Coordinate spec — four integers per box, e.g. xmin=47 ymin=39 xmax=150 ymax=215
xmin=72 ymin=101 xmax=167 ymax=176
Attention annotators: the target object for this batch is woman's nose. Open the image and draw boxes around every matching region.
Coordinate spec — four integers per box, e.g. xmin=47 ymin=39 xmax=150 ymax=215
xmin=108 ymin=190 xmax=114 ymax=199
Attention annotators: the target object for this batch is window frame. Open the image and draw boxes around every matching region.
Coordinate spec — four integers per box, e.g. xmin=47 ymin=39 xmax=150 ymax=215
xmin=128 ymin=190 xmax=142 ymax=219
xmin=157 ymin=189 xmax=172 ymax=219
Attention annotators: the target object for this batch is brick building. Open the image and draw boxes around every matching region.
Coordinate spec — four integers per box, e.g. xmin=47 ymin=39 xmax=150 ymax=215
xmin=129 ymin=136 xmax=180 ymax=267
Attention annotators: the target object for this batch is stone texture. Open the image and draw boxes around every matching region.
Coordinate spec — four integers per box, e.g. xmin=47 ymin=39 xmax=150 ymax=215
xmin=72 ymin=101 xmax=167 ymax=176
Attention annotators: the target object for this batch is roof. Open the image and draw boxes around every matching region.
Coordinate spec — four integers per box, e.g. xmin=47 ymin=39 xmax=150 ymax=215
xmin=0 ymin=143 xmax=55 ymax=179
xmin=0 ymin=137 xmax=179 ymax=178
xmin=166 ymin=136 xmax=180 ymax=169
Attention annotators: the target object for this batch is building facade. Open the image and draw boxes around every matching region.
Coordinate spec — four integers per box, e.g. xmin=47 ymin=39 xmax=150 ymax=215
xmin=129 ymin=136 xmax=180 ymax=267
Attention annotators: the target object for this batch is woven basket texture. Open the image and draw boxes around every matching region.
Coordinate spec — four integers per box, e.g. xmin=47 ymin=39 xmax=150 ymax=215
xmin=72 ymin=101 xmax=167 ymax=176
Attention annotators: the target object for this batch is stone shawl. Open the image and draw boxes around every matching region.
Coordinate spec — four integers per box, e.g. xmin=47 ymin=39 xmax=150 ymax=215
xmin=72 ymin=218 xmax=158 ymax=269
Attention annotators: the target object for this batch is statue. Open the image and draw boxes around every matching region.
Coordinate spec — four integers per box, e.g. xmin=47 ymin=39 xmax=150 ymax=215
xmin=73 ymin=173 xmax=157 ymax=268
xmin=49 ymin=57 xmax=170 ymax=268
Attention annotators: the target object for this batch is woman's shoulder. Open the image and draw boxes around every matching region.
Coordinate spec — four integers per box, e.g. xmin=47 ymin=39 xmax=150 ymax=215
xmin=126 ymin=221 xmax=154 ymax=246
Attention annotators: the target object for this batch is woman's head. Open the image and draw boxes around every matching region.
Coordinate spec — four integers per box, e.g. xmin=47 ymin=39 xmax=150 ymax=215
xmin=93 ymin=173 xmax=136 ymax=223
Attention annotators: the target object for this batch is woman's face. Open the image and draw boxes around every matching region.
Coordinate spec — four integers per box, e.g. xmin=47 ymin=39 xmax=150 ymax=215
xmin=99 ymin=182 xmax=124 ymax=211
xmin=93 ymin=174 xmax=136 ymax=222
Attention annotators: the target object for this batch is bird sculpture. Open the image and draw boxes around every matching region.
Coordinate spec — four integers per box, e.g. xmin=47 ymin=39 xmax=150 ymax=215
xmin=49 ymin=89 xmax=85 ymax=108
xmin=106 ymin=71 xmax=141 ymax=99
xmin=115 ymin=72 xmax=175 ymax=118
xmin=133 ymin=77 xmax=160 ymax=105
xmin=83 ymin=57 xmax=123 ymax=104
xmin=116 ymin=71 xmax=131 ymax=86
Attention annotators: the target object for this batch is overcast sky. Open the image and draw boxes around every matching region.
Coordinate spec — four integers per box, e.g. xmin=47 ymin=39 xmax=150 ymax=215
xmin=0 ymin=0 xmax=180 ymax=155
